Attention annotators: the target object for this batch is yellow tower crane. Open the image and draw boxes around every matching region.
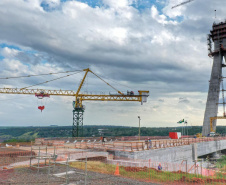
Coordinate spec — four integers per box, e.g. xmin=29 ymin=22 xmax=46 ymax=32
xmin=0 ymin=68 xmax=149 ymax=137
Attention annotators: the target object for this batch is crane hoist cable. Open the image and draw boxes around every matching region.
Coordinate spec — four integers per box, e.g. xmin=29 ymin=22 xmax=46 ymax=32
xmin=0 ymin=69 xmax=82 ymax=80
xmin=95 ymin=73 xmax=134 ymax=90
xmin=79 ymin=69 xmax=134 ymax=92
xmin=21 ymin=70 xmax=83 ymax=89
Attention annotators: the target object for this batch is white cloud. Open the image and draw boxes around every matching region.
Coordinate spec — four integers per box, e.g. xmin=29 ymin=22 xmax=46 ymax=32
xmin=1 ymin=47 xmax=20 ymax=58
xmin=163 ymin=0 xmax=185 ymax=18
xmin=151 ymin=6 xmax=167 ymax=24
xmin=3 ymin=59 xmax=26 ymax=71
xmin=102 ymin=0 xmax=129 ymax=8
xmin=0 ymin=0 xmax=225 ymax=127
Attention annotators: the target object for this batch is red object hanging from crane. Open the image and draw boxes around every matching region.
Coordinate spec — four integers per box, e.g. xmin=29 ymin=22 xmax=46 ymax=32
xmin=35 ymin=91 xmax=49 ymax=112
xmin=38 ymin=106 xmax=45 ymax=112
xmin=35 ymin=91 xmax=50 ymax=99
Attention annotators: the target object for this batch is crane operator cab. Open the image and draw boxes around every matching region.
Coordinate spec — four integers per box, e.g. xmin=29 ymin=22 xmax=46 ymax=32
xmin=127 ymin=90 xmax=134 ymax=95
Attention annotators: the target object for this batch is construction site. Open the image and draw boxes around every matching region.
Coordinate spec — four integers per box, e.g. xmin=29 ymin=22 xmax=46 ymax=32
xmin=1 ymin=0 xmax=226 ymax=184
xmin=0 ymin=135 xmax=226 ymax=184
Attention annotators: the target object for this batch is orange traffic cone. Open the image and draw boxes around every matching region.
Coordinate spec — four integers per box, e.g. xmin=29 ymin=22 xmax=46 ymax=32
xmin=114 ymin=163 xmax=120 ymax=176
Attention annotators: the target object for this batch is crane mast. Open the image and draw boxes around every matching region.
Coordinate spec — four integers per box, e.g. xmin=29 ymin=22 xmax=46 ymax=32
xmin=0 ymin=68 xmax=149 ymax=137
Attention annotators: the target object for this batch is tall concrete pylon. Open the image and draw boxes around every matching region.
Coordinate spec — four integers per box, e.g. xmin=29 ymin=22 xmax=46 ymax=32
xmin=202 ymin=21 xmax=226 ymax=136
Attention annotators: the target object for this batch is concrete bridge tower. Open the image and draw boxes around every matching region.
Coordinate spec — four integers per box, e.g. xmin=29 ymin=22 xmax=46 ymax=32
xmin=202 ymin=21 xmax=226 ymax=136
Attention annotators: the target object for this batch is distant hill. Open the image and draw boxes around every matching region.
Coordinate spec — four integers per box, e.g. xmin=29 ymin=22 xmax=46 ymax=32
xmin=0 ymin=125 xmax=225 ymax=142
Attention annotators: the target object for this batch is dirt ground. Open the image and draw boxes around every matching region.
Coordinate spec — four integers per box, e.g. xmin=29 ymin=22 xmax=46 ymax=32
xmin=0 ymin=165 xmax=160 ymax=185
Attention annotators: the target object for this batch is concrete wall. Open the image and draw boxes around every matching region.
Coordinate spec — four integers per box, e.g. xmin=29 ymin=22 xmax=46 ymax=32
xmin=197 ymin=140 xmax=225 ymax=156
xmin=113 ymin=140 xmax=226 ymax=163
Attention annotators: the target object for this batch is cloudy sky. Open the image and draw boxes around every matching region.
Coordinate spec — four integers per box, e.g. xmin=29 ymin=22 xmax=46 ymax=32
xmin=0 ymin=0 xmax=226 ymax=128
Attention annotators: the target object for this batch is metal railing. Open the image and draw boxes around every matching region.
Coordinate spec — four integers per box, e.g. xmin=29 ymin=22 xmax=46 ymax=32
xmin=74 ymin=137 xmax=226 ymax=152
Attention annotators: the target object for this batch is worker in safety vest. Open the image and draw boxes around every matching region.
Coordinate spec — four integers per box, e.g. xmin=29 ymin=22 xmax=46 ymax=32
xmin=158 ymin=163 xmax=162 ymax=171
xmin=148 ymin=138 xmax=152 ymax=149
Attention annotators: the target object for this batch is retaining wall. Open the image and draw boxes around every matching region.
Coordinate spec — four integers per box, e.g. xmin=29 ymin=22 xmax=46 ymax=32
xmin=113 ymin=139 xmax=226 ymax=163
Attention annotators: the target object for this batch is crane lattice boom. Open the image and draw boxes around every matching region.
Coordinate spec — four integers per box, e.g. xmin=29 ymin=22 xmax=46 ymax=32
xmin=0 ymin=88 xmax=146 ymax=102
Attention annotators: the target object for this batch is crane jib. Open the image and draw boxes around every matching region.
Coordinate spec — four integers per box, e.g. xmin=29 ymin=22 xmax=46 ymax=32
xmin=0 ymin=88 xmax=148 ymax=102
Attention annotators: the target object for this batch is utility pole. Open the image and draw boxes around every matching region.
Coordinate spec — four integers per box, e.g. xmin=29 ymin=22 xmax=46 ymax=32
xmin=138 ymin=116 xmax=141 ymax=141
xmin=185 ymin=120 xmax=188 ymax=136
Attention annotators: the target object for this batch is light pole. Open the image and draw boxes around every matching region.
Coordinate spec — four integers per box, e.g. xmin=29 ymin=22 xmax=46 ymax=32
xmin=138 ymin=116 xmax=141 ymax=141
xmin=185 ymin=120 xmax=188 ymax=136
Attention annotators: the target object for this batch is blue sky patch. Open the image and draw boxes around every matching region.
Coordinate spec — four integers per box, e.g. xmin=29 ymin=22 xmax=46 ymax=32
xmin=41 ymin=0 xmax=166 ymax=12
xmin=0 ymin=43 xmax=22 ymax=51
xmin=40 ymin=1 xmax=59 ymax=11
xmin=76 ymin=0 xmax=102 ymax=8
xmin=131 ymin=0 xmax=163 ymax=12
xmin=0 ymin=56 xmax=4 ymax=60
xmin=41 ymin=0 xmax=102 ymax=11
xmin=175 ymin=16 xmax=184 ymax=22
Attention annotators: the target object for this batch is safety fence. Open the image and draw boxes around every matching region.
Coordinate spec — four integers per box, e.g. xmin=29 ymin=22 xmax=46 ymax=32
xmin=0 ymin=146 xmax=108 ymax=184
xmin=0 ymin=145 xmax=108 ymax=168
xmin=0 ymin=148 xmax=35 ymax=167
xmin=70 ymin=156 xmax=226 ymax=185
xmin=108 ymin=158 xmax=215 ymax=176
xmin=74 ymin=137 xmax=226 ymax=152
xmin=0 ymin=147 xmax=226 ymax=184
xmin=75 ymin=141 xmax=145 ymax=151
xmin=34 ymin=136 xmax=170 ymax=146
